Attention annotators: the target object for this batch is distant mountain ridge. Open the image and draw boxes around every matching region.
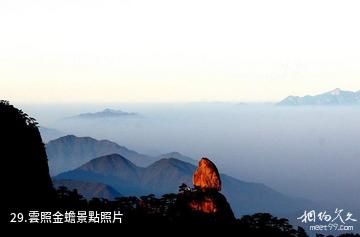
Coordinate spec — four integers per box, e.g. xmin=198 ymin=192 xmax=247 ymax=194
xmin=55 ymin=154 xmax=312 ymax=217
xmin=69 ymin=108 xmax=138 ymax=119
xmin=53 ymin=179 xmax=121 ymax=200
xmin=46 ymin=135 xmax=197 ymax=175
xmin=46 ymin=135 xmax=157 ymax=175
xmin=155 ymin=152 xmax=197 ymax=165
xmin=278 ymin=88 xmax=360 ymax=105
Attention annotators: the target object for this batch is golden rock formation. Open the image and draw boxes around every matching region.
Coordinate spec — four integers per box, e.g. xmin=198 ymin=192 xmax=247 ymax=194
xmin=193 ymin=158 xmax=221 ymax=191
xmin=189 ymin=197 xmax=218 ymax=213
xmin=177 ymin=157 xmax=235 ymax=222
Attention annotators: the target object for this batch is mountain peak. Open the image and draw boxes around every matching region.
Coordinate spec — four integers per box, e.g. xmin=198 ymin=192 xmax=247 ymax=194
xmin=52 ymin=134 xmax=95 ymax=142
xmin=69 ymin=109 xmax=138 ymax=119
xmin=103 ymin=108 xmax=116 ymax=112
xmin=81 ymin=153 xmax=136 ymax=170
xmin=328 ymin=88 xmax=344 ymax=96
xmin=53 ymin=179 xmax=121 ymax=200
xmin=91 ymin=153 xmax=128 ymax=162
xmin=59 ymin=134 xmax=77 ymax=139
xmin=278 ymin=88 xmax=360 ymax=105
xmin=46 ymin=135 xmax=157 ymax=175
xmin=157 ymin=152 xmax=197 ymax=165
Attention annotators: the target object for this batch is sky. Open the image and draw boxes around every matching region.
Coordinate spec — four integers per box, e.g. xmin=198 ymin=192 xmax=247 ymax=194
xmin=1 ymin=0 xmax=360 ymax=103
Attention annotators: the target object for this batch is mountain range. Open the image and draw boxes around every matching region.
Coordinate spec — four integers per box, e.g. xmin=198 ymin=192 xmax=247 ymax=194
xmin=278 ymin=88 xmax=360 ymax=105
xmin=53 ymin=179 xmax=121 ymax=200
xmin=46 ymin=135 xmax=157 ymax=175
xmin=155 ymin=151 xmax=197 ymax=165
xmin=55 ymin=154 xmax=312 ymax=217
xmin=46 ymin=135 xmax=197 ymax=175
xmin=69 ymin=108 xmax=138 ymax=119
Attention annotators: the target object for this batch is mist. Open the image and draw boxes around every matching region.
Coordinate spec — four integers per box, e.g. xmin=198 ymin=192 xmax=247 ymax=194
xmin=19 ymin=102 xmax=360 ymax=210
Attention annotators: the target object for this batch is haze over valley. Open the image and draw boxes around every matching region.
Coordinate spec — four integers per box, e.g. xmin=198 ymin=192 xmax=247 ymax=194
xmin=19 ymin=95 xmax=360 ymax=215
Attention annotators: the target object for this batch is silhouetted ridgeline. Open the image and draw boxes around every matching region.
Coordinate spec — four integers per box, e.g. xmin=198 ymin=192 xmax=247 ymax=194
xmin=0 ymin=101 xmax=55 ymax=216
xmin=49 ymin=185 xmax=360 ymax=236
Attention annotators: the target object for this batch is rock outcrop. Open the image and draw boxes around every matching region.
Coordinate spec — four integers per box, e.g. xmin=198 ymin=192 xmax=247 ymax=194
xmin=175 ymin=157 xmax=235 ymax=223
xmin=0 ymin=100 xmax=55 ymax=212
xmin=193 ymin=158 xmax=221 ymax=191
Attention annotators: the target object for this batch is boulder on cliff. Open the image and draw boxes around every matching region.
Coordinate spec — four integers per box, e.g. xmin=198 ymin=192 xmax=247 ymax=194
xmin=193 ymin=158 xmax=221 ymax=191
xmin=175 ymin=157 xmax=235 ymax=223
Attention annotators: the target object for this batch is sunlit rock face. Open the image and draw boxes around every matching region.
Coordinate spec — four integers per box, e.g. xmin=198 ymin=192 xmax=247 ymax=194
xmin=174 ymin=157 xmax=235 ymax=223
xmin=189 ymin=196 xmax=218 ymax=213
xmin=193 ymin=158 xmax=221 ymax=191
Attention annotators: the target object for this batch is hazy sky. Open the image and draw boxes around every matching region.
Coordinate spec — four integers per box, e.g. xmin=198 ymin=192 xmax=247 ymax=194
xmin=1 ymin=0 xmax=360 ymax=103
